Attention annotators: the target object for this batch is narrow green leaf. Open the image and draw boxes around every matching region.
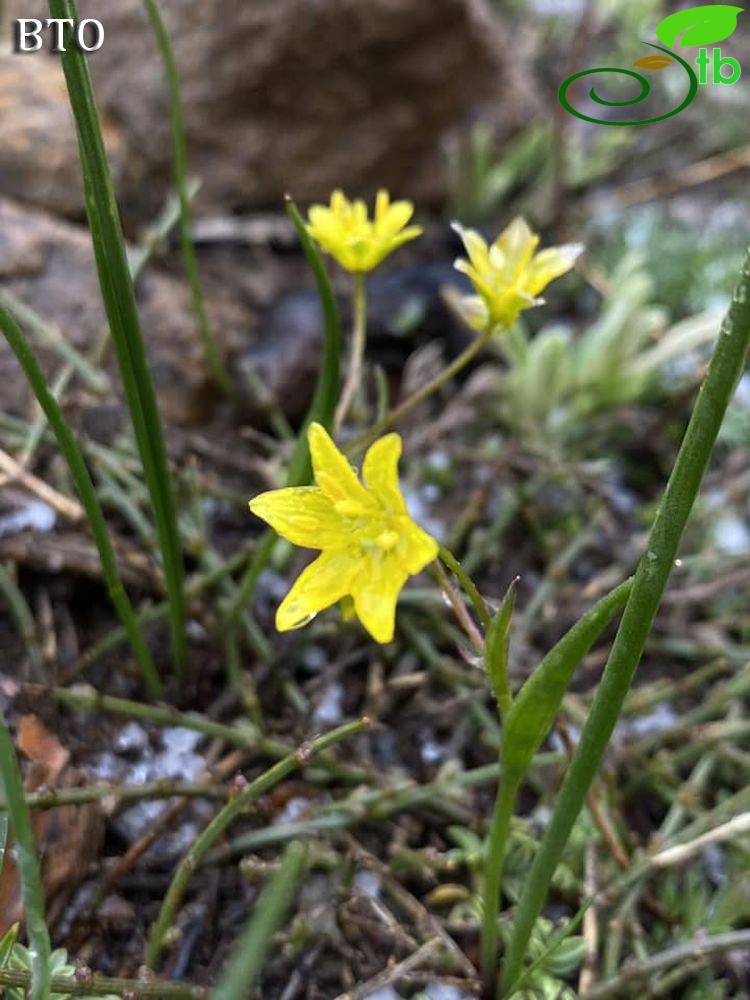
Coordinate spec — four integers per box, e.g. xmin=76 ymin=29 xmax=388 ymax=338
xmin=213 ymin=842 xmax=306 ymax=1000
xmin=485 ymin=578 xmax=518 ymax=718
xmin=656 ymin=5 xmax=743 ymax=48
xmin=501 ymin=578 xmax=632 ymax=783
xmin=49 ymin=0 xmax=186 ymax=672
xmin=0 ymin=817 xmax=8 ymax=893
xmin=140 ymin=0 xmax=234 ymax=398
xmin=0 ymin=302 xmax=162 ymax=696
xmin=226 ymin=197 xmax=342 ymax=626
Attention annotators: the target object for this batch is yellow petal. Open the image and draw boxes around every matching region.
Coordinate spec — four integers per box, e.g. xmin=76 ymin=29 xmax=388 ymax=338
xmin=496 ymin=217 xmax=539 ymax=278
xmin=276 ymin=550 xmax=357 ymax=631
xmin=330 ymin=189 xmax=348 ymax=214
xmin=375 ymin=189 xmax=390 ymax=222
xmin=524 ymin=244 xmax=583 ymax=297
xmin=350 ymin=554 xmax=409 ymax=643
xmin=489 ymin=287 xmax=539 ymax=328
xmin=453 ymin=259 xmax=494 ymax=304
xmin=308 ymin=422 xmax=371 ymax=511
xmin=454 ymin=293 xmax=490 ymax=331
xmin=362 ymin=433 xmax=407 ymax=515
xmin=397 ymin=516 xmax=439 ymax=575
xmin=452 ymin=223 xmax=491 ymax=274
xmin=249 ymin=487 xmax=345 ymax=548
xmin=378 ymin=200 xmax=414 ymax=237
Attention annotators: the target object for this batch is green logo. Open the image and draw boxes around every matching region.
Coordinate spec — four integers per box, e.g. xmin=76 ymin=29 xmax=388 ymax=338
xmin=559 ymin=4 xmax=743 ymax=126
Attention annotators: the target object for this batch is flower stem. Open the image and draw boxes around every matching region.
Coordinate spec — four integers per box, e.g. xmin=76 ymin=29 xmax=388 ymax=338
xmin=500 ymin=251 xmax=750 ymax=996
xmin=346 ymin=324 xmax=494 ymax=454
xmin=482 ymin=774 xmax=520 ymax=994
xmin=432 ymin=560 xmax=484 ymax=652
xmin=335 ymin=273 xmax=367 ymax=432
xmin=439 ymin=544 xmax=492 ymax=631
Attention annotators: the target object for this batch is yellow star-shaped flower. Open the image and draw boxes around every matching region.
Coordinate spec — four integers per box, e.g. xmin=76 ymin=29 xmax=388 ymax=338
xmin=249 ymin=423 xmax=438 ymax=643
xmin=452 ymin=217 xmax=583 ymax=331
xmin=307 ymin=189 xmax=422 ymax=274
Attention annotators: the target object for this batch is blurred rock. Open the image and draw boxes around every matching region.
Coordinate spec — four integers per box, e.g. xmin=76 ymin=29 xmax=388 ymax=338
xmin=235 ymin=261 xmax=473 ymax=423
xmin=4 ymin=0 xmax=517 ymax=217
xmin=0 ymin=51 xmax=125 ymax=218
xmin=0 ymin=196 xmax=248 ymax=430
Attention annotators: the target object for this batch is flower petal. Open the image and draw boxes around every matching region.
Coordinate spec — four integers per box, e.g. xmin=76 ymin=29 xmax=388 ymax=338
xmin=524 ymin=244 xmax=583 ymax=297
xmin=350 ymin=554 xmax=409 ymax=643
xmin=249 ymin=486 xmax=345 ymax=548
xmin=397 ymin=517 xmax=439 ymax=575
xmin=378 ymin=200 xmax=414 ymax=237
xmin=375 ymin=189 xmax=391 ymax=222
xmin=452 ymin=223 xmax=492 ymax=274
xmin=276 ymin=550 xmax=357 ymax=631
xmin=362 ymin=433 xmax=407 ymax=515
xmin=308 ymin=422 xmax=371 ymax=511
xmin=495 ymin=217 xmax=539 ymax=278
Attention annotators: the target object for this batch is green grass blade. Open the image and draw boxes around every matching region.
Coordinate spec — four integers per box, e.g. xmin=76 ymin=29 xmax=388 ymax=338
xmin=0 ymin=712 xmax=51 ymax=1000
xmin=501 ymin=251 xmax=750 ymax=995
xmin=227 ymin=197 xmax=342 ymax=625
xmin=140 ymin=0 xmax=233 ymax=398
xmin=49 ymin=0 xmax=186 ymax=672
xmin=0 ymin=563 xmax=46 ymax=681
xmin=212 ymin=841 xmax=306 ymax=1000
xmin=0 ymin=302 xmax=161 ymax=696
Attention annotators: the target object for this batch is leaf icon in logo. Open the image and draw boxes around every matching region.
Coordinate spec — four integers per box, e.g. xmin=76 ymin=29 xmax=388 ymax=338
xmin=656 ymin=5 xmax=743 ymax=48
xmin=633 ymin=55 xmax=674 ymax=70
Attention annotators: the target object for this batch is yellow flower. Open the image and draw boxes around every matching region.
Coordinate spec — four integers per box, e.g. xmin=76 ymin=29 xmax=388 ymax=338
xmin=249 ymin=423 xmax=438 ymax=643
xmin=307 ymin=189 xmax=422 ymax=274
xmin=452 ymin=217 xmax=583 ymax=331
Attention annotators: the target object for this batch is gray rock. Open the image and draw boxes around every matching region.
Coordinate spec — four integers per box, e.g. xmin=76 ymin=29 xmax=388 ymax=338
xmin=3 ymin=0 xmax=513 ymax=217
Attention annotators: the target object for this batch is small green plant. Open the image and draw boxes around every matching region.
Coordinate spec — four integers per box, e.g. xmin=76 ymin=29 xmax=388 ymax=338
xmin=0 ymin=926 xmax=117 ymax=1000
xmin=496 ymin=252 xmax=720 ymax=445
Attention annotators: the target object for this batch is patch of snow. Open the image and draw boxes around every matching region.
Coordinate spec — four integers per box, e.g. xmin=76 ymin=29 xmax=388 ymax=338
xmin=0 ymin=500 xmax=56 ymax=537
xmin=353 ymin=869 xmax=381 ymax=900
xmin=714 ymin=515 xmax=750 ymax=556
xmin=314 ymin=683 xmax=344 ymax=726
xmin=424 ymin=985 xmax=475 ymax=1000
xmin=115 ymin=721 xmax=149 ymax=755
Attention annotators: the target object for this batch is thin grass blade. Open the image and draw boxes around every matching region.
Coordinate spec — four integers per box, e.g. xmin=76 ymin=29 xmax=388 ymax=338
xmin=140 ymin=0 xmax=233 ymax=398
xmin=0 ymin=714 xmax=51 ymax=1000
xmin=48 ymin=0 xmax=186 ymax=672
xmin=213 ymin=842 xmax=307 ymax=1000
xmin=0 ymin=302 xmax=161 ymax=696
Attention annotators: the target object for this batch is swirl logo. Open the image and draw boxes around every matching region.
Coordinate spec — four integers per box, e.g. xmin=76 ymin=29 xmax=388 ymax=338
xmin=558 ymin=4 xmax=743 ymax=126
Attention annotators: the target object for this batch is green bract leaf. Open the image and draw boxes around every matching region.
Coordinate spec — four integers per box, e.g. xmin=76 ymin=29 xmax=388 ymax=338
xmin=501 ymin=579 xmax=632 ymax=783
xmin=485 ymin=577 xmax=518 ymax=718
xmin=656 ymin=5 xmax=743 ymax=48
